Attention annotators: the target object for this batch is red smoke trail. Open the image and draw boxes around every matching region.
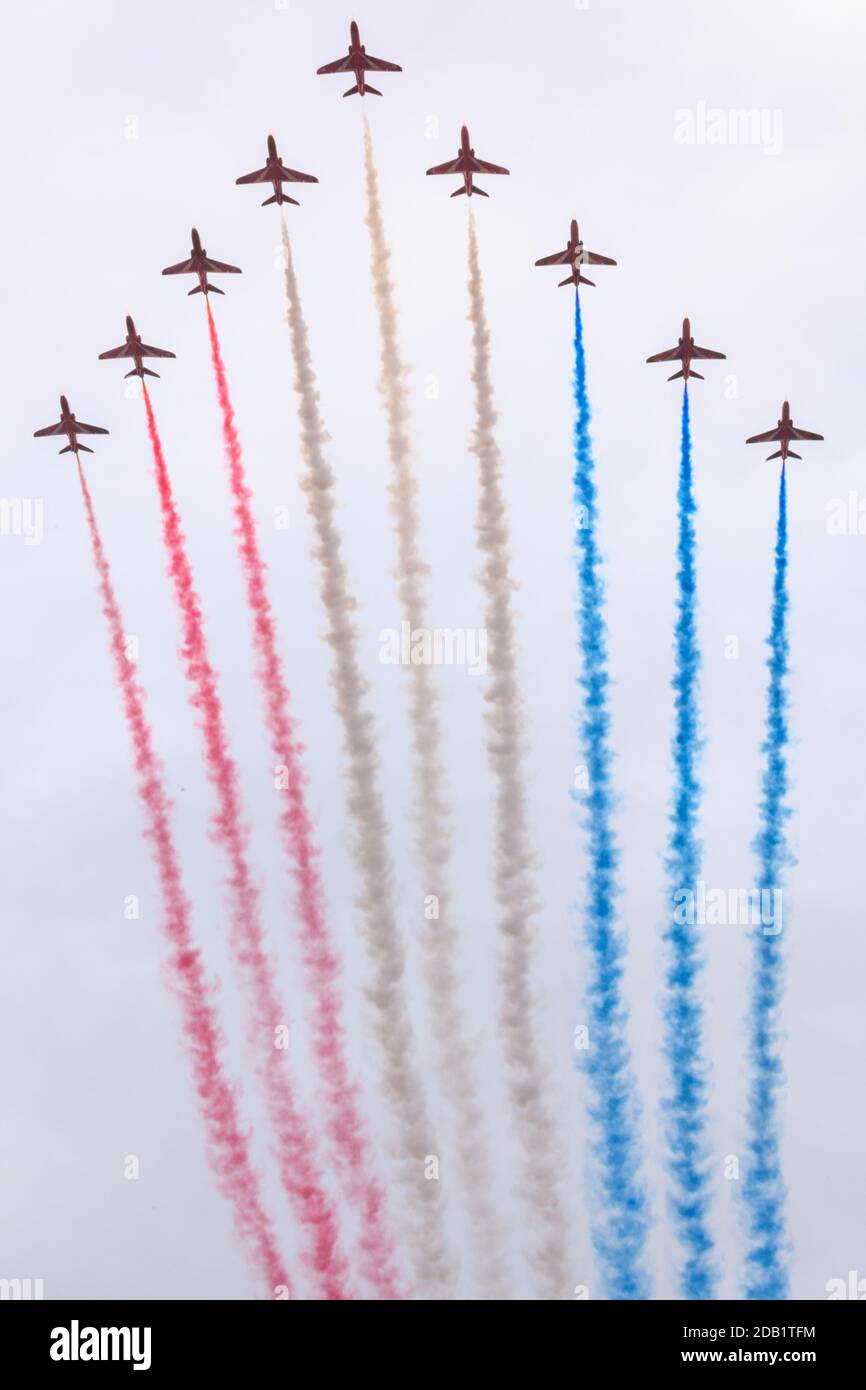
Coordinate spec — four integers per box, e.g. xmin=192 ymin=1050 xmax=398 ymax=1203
xmin=203 ymin=301 xmax=404 ymax=1299
xmin=75 ymin=458 xmax=289 ymax=1298
xmin=141 ymin=386 xmax=351 ymax=1301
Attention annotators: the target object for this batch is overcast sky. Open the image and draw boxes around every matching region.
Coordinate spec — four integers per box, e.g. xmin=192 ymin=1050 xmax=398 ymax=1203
xmin=1 ymin=0 xmax=864 ymax=1300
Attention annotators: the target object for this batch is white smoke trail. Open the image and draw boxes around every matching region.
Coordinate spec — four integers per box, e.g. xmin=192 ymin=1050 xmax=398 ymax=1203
xmin=465 ymin=213 xmax=571 ymax=1299
xmin=362 ymin=120 xmax=508 ymax=1299
xmin=280 ymin=218 xmax=455 ymax=1300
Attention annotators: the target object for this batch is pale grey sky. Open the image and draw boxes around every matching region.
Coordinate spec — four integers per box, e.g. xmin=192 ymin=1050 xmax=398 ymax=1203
xmin=1 ymin=0 xmax=864 ymax=1299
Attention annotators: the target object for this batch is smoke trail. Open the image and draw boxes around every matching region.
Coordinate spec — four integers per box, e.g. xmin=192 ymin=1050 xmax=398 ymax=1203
xmin=76 ymin=459 xmax=289 ymax=1297
xmin=279 ymin=221 xmax=454 ymax=1301
xmin=742 ymin=465 xmax=791 ymax=1300
xmin=363 ymin=121 xmax=507 ymax=1298
xmin=141 ymin=386 xmax=351 ymax=1301
xmin=466 ymin=214 xmax=571 ymax=1300
xmin=571 ymin=291 xmax=651 ymax=1299
xmin=198 ymin=312 xmax=403 ymax=1300
xmin=661 ymin=387 xmax=717 ymax=1298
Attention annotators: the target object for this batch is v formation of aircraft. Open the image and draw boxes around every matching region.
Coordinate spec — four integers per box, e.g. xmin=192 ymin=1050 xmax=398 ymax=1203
xmin=33 ymin=18 xmax=824 ymax=462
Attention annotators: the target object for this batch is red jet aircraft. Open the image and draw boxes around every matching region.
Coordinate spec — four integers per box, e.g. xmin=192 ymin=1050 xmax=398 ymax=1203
xmin=34 ymin=396 xmax=109 ymax=455
xmin=162 ymin=228 xmax=241 ymax=296
xmin=426 ymin=125 xmax=510 ymax=198
xmin=746 ymin=400 xmax=824 ymax=461
xmin=535 ymin=219 xmax=617 ymax=288
xmin=317 ymin=20 xmax=402 ymax=97
xmin=236 ymin=135 xmax=318 ymax=208
xmin=98 ymin=316 xmax=176 ymax=379
xmin=646 ymin=318 xmax=726 ymax=381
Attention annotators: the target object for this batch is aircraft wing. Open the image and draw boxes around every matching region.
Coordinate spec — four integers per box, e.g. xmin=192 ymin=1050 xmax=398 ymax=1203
xmin=426 ymin=157 xmax=464 ymax=176
xmin=790 ymin=426 xmax=824 ymax=441
xmin=361 ymin=54 xmax=402 ymax=72
xmin=535 ymin=249 xmax=571 ymax=266
xmin=746 ymin=427 xmax=783 ymax=443
xmin=236 ymin=166 xmax=270 ymax=185
xmin=162 ymin=258 xmax=197 ymax=275
xmin=317 ymin=54 xmax=354 ymax=74
xmin=470 ymin=156 xmax=509 ymax=174
xmin=585 ymin=251 xmax=617 ymax=266
xmin=33 ymin=420 xmax=66 ymax=436
xmin=74 ymin=421 xmax=109 ymax=435
xmin=139 ymin=343 xmax=177 ymax=359
xmin=202 ymin=257 xmax=241 ymax=274
xmin=647 ymin=346 xmax=681 ymax=363
xmin=279 ymin=164 xmax=318 ymax=183
xmin=691 ymin=344 xmax=726 ymax=360
xmin=98 ymin=343 xmax=135 ymax=359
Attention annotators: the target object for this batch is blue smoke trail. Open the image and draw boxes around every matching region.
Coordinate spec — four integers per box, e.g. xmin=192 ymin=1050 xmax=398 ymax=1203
xmin=572 ymin=292 xmax=651 ymax=1299
xmin=743 ymin=465 xmax=791 ymax=1299
xmin=661 ymin=387 xmax=717 ymax=1299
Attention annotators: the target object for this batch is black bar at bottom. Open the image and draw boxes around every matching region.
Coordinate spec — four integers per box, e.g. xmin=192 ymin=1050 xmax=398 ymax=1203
xmin=3 ymin=1298 xmax=862 ymax=1374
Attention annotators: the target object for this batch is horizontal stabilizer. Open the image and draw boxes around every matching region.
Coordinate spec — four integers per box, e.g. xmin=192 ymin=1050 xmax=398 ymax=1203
xmin=451 ymin=187 xmax=467 ymax=197
xmin=188 ymin=286 xmax=202 ymax=295
xmin=579 ymin=273 xmax=595 ymax=287
xmin=61 ymin=442 xmax=93 ymax=454
xmin=364 ymin=85 xmax=382 ymax=96
xmin=141 ymin=367 xmax=160 ymax=378
xmin=342 ymin=84 xmax=359 ymax=97
xmin=558 ymin=276 xmax=574 ymax=288
xmin=263 ymin=193 xmax=299 ymax=207
xmin=667 ymin=370 xmax=686 ymax=380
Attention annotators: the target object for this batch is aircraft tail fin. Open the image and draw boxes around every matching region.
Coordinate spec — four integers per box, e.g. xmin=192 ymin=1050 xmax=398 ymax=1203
xmin=364 ymin=85 xmax=382 ymax=96
xmin=768 ymin=448 xmax=799 ymax=460
xmin=263 ymin=193 xmax=299 ymax=207
xmin=469 ymin=181 xmax=488 ymax=197
xmin=450 ymin=187 xmax=466 ymax=197
xmin=61 ymin=442 xmax=92 ymax=454
xmin=207 ymin=284 xmax=225 ymax=295
xmin=667 ymin=370 xmax=686 ymax=381
xmin=140 ymin=367 xmax=160 ymax=378
xmin=557 ymin=270 xmax=597 ymax=288
xmin=690 ymin=370 xmax=704 ymax=380
xmin=188 ymin=286 xmax=203 ymax=296
xmin=342 ymin=84 xmax=359 ymax=97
